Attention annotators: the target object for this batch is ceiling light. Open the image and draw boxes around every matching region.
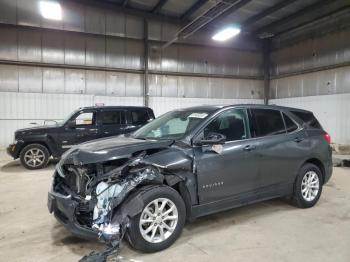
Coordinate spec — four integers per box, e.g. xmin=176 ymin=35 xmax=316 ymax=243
xmin=39 ymin=1 xmax=62 ymax=20
xmin=212 ymin=27 xmax=241 ymax=41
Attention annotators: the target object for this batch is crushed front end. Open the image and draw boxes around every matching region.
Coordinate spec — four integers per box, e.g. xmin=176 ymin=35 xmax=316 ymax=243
xmin=48 ymin=151 xmax=163 ymax=245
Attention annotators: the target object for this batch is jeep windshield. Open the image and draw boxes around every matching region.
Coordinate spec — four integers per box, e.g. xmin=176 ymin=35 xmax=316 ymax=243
xmin=132 ymin=109 xmax=212 ymax=140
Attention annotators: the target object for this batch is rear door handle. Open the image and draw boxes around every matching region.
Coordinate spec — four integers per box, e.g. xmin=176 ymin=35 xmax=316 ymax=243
xmin=294 ymin=137 xmax=304 ymax=143
xmin=243 ymin=145 xmax=256 ymax=151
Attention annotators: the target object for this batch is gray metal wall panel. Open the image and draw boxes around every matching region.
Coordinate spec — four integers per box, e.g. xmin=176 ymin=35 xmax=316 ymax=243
xmin=18 ymin=29 xmax=42 ymax=62
xmin=125 ymin=73 xmax=143 ymax=96
xmin=161 ymin=23 xmax=179 ymax=42
xmin=336 ymin=66 xmax=350 ymax=94
xmin=106 ymin=38 xmax=125 ymax=68
xmin=18 ymin=66 xmax=42 ymax=93
xmin=17 ymin=0 xmax=41 ymax=27
xmin=161 ymin=45 xmax=178 ymax=72
xmin=86 ymin=70 xmax=106 ymax=95
xmin=223 ymin=78 xmax=239 ymax=98
xmin=186 ymin=77 xmax=208 ymax=98
xmin=178 ymin=46 xmax=194 ymax=73
xmin=161 ymin=75 xmax=178 ymax=97
xmin=148 ymin=20 xmax=162 ymax=41
xmin=125 ymin=40 xmax=143 ymax=69
xmin=106 ymin=10 xmax=125 ymax=37
xmin=86 ymin=36 xmax=106 ymax=67
xmin=106 ymin=72 xmax=126 ymax=96
xmin=0 ymin=0 xmax=16 ymax=24
xmin=208 ymin=78 xmax=224 ymax=98
xmin=43 ymin=68 xmax=64 ymax=93
xmin=149 ymin=44 xmax=162 ymax=71
xmin=0 ymin=65 xmax=18 ymax=92
xmin=149 ymin=74 xmax=162 ymax=97
xmin=85 ymin=6 xmax=106 ymax=35
xmin=0 ymin=27 xmax=18 ymax=61
xmin=64 ymin=69 xmax=85 ymax=94
xmin=42 ymin=31 xmax=64 ymax=64
xmin=64 ymin=34 xmax=86 ymax=65
xmin=63 ymin=1 xmax=85 ymax=32
xmin=125 ymin=15 xmax=143 ymax=39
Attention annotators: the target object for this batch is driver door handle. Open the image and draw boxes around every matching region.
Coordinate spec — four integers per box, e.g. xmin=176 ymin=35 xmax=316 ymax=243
xmin=243 ymin=145 xmax=256 ymax=151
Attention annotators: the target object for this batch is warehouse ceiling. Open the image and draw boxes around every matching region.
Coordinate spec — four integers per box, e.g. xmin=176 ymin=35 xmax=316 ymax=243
xmin=89 ymin=0 xmax=350 ymax=44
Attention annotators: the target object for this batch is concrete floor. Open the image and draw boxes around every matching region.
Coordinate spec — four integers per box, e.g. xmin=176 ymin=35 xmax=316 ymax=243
xmin=0 ymin=151 xmax=349 ymax=262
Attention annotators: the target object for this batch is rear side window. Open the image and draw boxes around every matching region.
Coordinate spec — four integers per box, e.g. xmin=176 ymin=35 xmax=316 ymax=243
xmin=283 ymin=113 xmax=298 ymax=133
xmin=131 ymin=109 xmax=150 ymax=125
xmin=290 ymin=111 xmax=322 ymax=129
xmin=250 ymin=109 xmax=286 ymax=137
xmin=99 ymin=111 xmax=123 ymax=125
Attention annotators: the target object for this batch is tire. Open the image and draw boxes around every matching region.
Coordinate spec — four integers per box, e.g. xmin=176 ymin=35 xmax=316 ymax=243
xmin=20 ymin=144 xmax=50 ymax=170
xmin=293 ymin=163 xmax=323 ymax=208
xmin=127 ymin=185 xmax=186 ymax=253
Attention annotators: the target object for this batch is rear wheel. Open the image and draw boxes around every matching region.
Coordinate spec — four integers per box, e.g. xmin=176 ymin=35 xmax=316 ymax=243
xmin=127 ymin=186 xmax=186 ymax=253
xmin=293 ymin=163 xmax=323 ymax=208
xmin=20 ymin=144 xmax=50 ymax=170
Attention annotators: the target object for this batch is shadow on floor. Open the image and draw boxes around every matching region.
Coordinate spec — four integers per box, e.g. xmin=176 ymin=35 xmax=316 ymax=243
xmin=0 ymin=159 xmax=58 ymax=173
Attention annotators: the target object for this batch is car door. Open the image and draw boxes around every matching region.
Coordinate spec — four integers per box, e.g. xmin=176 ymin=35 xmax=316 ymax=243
xmin=59 ymin=110 xmax=98 ymax=152
xmin=248 ymin=108 xmax=307 ymax=193
xmin=194 ymin=108 xmax=260 ymax=204
xmin=97 ymin=109 xmax=128 ymax=138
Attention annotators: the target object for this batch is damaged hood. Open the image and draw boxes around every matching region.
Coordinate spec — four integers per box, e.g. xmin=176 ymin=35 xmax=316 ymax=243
xmin=61 ymin=135 xmax=174 ymax=165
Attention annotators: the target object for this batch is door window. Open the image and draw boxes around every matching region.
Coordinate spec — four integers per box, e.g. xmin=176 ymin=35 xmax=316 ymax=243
xmin=250 ymin=109 xmax=286 ymax=137
xmin=204 ymin=109 xmax=247 ymax=142
xmin=131 ymin=109 xmax=150 ymax=125
xmin=75 ymin=112 xmax=94 ymax=126
xmin=283 ymin=113 xmax=298 ymax=133
xmin=99 ymin=111 xmax=123 ymax=125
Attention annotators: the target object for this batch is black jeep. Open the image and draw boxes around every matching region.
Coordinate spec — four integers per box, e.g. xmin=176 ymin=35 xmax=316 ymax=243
xmin=7 ymin=106 xmax=154 ymax=169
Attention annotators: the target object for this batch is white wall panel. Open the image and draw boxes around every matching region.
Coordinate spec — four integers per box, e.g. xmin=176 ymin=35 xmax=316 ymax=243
xmin=0 ymin=65 xmax=18 ymax=92
xmin=149 ymin=97 xmax=263 ymax=117
xmin=0 ymin=92 xmax=143 ymax=146
xmin=270 ymin=94 xmax=350 ymax=145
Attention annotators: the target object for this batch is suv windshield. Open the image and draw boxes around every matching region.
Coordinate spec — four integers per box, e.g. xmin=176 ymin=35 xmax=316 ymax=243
xmin=132 ymin=110 xmax=211 ymax=140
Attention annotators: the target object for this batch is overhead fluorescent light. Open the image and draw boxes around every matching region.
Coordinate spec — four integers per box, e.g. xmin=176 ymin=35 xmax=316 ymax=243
xmin=212 ymin=27 xmax=241 ymax=41
xmin=39 ymin=1 xmax=62 ymax=20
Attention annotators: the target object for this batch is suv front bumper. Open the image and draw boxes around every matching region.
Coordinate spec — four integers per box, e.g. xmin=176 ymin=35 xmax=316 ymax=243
xmin=47 ymin=191 xmax=98 ymax=241
xmin=6 ymin=140 xmax=24 ymax=159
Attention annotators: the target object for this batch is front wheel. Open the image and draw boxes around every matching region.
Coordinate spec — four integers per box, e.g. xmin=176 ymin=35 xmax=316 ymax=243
xmin=293 ymin=163 xmax=323 ymax=208
xmin=127 ymin=186 xmax=186 ymax=253
xmin=20 ymin=144 xmax=50 ymax=170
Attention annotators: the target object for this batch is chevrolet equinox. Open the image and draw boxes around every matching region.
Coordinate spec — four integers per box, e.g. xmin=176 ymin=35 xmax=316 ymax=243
xmin=48 ymin=104 xmax=332 ymax=253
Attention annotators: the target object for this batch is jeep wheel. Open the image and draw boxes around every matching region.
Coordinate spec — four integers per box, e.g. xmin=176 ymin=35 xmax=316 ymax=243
xmin=127 ymin=186 xmax=186 ymax=253
xmin=293 ymin=163 xmax=323 ymax=208
xmin=20 ymin=144 xmax=50 ymax=170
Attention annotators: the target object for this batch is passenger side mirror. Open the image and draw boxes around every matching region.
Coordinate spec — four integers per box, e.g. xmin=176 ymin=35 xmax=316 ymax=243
xmin=67 ymin=120 xmax=76 ymax=129
xmin=199 ymin=132 xmax=226 ymax=145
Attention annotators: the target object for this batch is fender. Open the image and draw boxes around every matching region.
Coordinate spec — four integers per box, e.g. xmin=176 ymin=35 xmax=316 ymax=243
xmin=20 ymin=134 xmax=60 ymax=157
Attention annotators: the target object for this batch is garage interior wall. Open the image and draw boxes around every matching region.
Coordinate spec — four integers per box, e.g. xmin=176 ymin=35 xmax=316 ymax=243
xmin=269 ymin=29 xmax=350 ymax=145
xmin=0 ymin=0 xmax=264 ymax=147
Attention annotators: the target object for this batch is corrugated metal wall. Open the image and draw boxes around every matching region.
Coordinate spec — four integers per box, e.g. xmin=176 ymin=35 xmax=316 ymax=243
xmin=0 ymin=0 xmax=264 ymax=147
xmin=269 ymin=30 xmax=350 ymax=145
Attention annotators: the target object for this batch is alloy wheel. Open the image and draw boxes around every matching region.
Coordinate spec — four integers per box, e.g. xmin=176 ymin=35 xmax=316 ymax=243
xmin=23 ymin=148 xmax=45 ymax=168
xmin=301 ymin=171 xmax=320 ymax=202
xmin=139 ymin=198 xmax=179 ymax=243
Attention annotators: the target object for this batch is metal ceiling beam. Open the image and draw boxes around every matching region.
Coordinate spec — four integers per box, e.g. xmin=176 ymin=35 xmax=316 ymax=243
xmin=67 ymin=0 xmax=180 ymax=24
xmin=180 ymin=0 xmax=210 ymax=21
xmin=207 ymin=0 xmax=253 ymax=28
xmin=254 ymin=0 xmax=334 ymax=35
xmin=242 ymin=0 xmax=298 ymax=27
xmin=152 ymin=0 xmax=168 ymax=13
xmin=274 ymin=6 xmax=350 ymax=37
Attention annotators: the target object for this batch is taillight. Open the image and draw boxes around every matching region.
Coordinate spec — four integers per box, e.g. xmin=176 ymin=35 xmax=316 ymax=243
xmin=324 ymin=132 xmax=331 ymax=144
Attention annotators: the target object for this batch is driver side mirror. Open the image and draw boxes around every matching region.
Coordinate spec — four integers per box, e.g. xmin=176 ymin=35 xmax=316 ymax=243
xmin=198 ymin=132 xmax=226 ymax=145
xmin=67 ymin=120 xmax=76 ymax=129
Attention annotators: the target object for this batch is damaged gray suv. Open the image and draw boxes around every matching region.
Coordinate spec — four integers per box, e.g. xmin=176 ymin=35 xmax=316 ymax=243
xmin=48 ymin=104 xmax=332 ymax=253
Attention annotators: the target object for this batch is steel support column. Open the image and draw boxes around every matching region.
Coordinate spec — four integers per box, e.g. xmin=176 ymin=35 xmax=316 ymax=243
xmin=263 ymin=39 xmax=271 ymax=105
xmin=143 ymin=19 xmax=149 ymax=107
